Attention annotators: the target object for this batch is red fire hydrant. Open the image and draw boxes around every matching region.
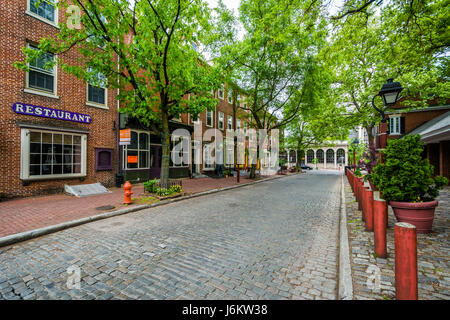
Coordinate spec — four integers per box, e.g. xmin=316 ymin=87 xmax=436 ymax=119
xmin=123 ymin=181 xmax=133 ymax=204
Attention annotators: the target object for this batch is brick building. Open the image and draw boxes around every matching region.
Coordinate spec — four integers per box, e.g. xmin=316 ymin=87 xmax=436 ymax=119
xmin=118 ymin=83 xmax=251 ymax=182
xmin=0 ymin=0 xmax=119 ymax=198
xmin=377 ymin=101 xmax=450 ymax=182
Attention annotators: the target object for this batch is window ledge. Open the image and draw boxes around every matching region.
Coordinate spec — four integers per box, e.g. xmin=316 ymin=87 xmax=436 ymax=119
xmin=24 ymin=88 xmax=59 ymax=99
xmin=21 ymin=174 xmax=86 ymax=181
xmin=25 ymin=11 xmax=59 ymax=29
xmin=86 ymin=101 xmax=109 ymax=109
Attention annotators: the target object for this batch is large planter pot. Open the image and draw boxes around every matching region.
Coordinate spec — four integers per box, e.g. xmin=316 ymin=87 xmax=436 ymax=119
xmin=389 ymin=200 xmax=439 ymax=233
xmin=369 ymin=180 xmax=378 ymax=191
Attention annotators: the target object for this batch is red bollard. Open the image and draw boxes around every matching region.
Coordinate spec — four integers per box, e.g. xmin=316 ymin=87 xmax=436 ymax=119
xmin=374 ymin=196 xmax=388 ymax=258
xmin=357 ymin=179 xmax=363 ymax=211
xmin=361 ymin=185 xmax=369 ymax=222
xmin=365 ymin=187 xmax=374 ymax=231
xmin=123 ymin=181 xmax=133 ymax=204
xmin=395 ymin=222 xmax=418 ymax=300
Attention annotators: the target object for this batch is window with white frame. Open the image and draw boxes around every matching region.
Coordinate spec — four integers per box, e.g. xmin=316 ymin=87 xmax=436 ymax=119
xmin=21 ymin=128 xmax=86 ymax=180
xmin=218 ymin=85 xmax=224 ymax=99
xmin=27 ymin=44 xmax=56 ymax=94
xmin=389 ymin=116 xmax=401 ymax=134
xmin=225 ymin=137 xmax=234 ymax=167
xmin=170 ymin=135 xmax=189 ymax=167
xmin=243 ymin=122 xmax=247 ymax=134
xmin=206 ymin=110 xmax=213 ymax=127
xmin=122 ymin=130 xmax=150 ymax=169
xmin=236 ymin=119 xmax=241 ymax=129
xmin=87 ymin=68 xmax=107 ymax=107
xmin=218 ymin=112 xmax=224 ymax=130
xmin=227 ymin=89 xmax=232 ymax=104
xmin=227 ymin=115 xmax=233 ymax=129
xmin=28 ymin=0 xmax=57 ymax=24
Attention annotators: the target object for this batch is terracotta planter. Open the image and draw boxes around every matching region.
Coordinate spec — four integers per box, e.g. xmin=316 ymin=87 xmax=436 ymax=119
xmin=389 ymin=200 xmax=439 ymax=233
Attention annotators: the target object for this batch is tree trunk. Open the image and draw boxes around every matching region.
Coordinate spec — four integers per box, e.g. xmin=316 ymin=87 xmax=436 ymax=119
xmin=160 ymin=112 xmax=170 ymax=187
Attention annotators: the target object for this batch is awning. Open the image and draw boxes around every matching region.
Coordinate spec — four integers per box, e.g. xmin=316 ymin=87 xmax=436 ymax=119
xmin=406 ymin=110 xmax=450 ymax=144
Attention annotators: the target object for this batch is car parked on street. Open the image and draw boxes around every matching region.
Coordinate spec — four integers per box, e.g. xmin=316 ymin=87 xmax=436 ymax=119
xmin=301 ymin=165 xmax=313 ymax=170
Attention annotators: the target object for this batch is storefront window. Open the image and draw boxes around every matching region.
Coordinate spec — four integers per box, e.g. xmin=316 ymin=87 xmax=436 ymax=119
xmin=170 ymin=135 xmax=189 ymax=167
xmin=123 ymin=130 xmax=150 ymax=169
xmin=22 ymin=129 xmax=86 ymax=179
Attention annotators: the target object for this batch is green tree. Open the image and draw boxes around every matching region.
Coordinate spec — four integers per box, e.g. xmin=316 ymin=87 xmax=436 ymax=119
xmin=327 ymin=5 xmax=449 ymax=150
xmin=209 ymin=0 xmax=329 ymax=178
xmin=15 ymin=0 xmax=221 ymax=185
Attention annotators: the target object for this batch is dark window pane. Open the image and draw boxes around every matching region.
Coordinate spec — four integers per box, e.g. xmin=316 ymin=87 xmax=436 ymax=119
xmin=73 ymin=164 xmax=81 ymax=174
xmin=42 ymin=163 xmax=51 ymax=175
xmin=30 ymin=165 xmax=41 ymax=176
xmin=139 ymin=151 xmax=148 ymax=168
xmin=73 ymin=136 xmax=81 ymax=145
xmin=63 ymin=145 xmax=73 ymax=154
xmin=53 ymin=154 xmax=62 ymax=165
xmin=42 ymin=144 xmax=52 ymax=154
xmin=53 ymin=165 xmax=62 ymax=174
xmin=139 ymin=133 xmax=148 ymax=150
xmin=129 ymin=131 xmax=138 ymax=149
xmin=88 ymin=85 xmax=105 ymax=105
xmin=30 ymin=142 xmax=41 ymax=153
xmin=63 ymin=164 xmax=72 ymax=174
xmin=30 ymin=154 xmax=41 ymax=165
xmin=29 ymin=71 xmax=54 ymax=92
xmin=73 ymin=144 xmax=81 ymax=154
xmin=63 ymin=154 xmax=73 ymax=165
xmin=53 ymin=143 xmax=63 ymax=154
xmin=73 ymin=154 xmax=81 ymax=164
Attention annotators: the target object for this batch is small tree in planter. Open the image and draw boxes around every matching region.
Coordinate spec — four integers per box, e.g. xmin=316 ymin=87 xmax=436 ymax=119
xmin=372 ymin=135 xmax=448 ymax=233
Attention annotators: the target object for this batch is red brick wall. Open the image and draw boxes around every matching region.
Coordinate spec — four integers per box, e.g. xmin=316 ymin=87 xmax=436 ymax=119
xmin=189 ymin=86 xmax=250 ymax=172
xmin=0 ymin=1 xmax=118 ymax=198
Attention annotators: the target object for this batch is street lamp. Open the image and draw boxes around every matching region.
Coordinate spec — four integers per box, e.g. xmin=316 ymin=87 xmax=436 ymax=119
xmin=372 ymin=78 xmax=403 ymax=162
xmin=352 ymin=138 xmax=359 ymax=172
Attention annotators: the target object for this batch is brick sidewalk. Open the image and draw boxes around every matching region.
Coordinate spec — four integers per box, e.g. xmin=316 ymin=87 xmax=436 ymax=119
xmin=0 ymin=174 xmax=293 ymax=238
xmin=344 ymin=177 xmax=450 ymax=300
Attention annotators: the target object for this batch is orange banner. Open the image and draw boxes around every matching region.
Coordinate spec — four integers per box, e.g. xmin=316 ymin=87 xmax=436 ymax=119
xmin=127 ymin=155 xmax=138 ymax=163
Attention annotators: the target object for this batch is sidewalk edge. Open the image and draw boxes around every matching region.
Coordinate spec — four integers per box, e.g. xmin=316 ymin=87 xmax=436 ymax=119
xmin=0 ymin=173 xmax=299 ymax=248
xmin=338 ymin=173 xmax=354 ymax=300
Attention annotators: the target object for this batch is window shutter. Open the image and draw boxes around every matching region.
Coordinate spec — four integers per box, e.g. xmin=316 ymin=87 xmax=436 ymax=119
xmin=95 ymin=148 xmax=113 ymax=170
xmin=400 ymin=116 xmax=406 ymax=134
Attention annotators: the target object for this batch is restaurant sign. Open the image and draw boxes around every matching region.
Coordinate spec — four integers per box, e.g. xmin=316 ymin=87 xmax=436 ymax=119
xmin=12 ymin=103 xmax=92 ymax=124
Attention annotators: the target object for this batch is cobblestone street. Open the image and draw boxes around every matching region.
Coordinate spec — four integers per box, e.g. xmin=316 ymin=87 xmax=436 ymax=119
xmin=0 ymin=172 xmax=341 ymax=300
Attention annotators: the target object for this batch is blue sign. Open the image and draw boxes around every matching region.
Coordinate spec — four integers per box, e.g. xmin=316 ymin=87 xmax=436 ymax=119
xmin=12 ymin=103 xmax=92 ymax=124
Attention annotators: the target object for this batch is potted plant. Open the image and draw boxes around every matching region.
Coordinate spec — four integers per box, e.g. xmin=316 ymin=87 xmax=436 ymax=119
xmin=371 ymin=135 xmax=448 ymax=233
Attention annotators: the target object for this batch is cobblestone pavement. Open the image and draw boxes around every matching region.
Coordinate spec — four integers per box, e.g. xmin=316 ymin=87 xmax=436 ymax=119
xmin=344 ymin=178 xmax=450 ymax=300
xmin=0 ymin=172 xmax=341 ymax=300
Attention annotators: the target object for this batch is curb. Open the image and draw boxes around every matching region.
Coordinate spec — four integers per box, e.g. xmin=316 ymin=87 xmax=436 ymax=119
xmin=338 ymin=173 xmax=354 ymax=300
xmin=0 ymin=173 xmax=300 ymax=248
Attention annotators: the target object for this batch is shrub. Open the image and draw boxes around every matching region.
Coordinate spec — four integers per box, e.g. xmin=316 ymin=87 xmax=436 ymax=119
xmin=371 ymin=135 xmax=448 ymax=202
xmin=144 ymin=178 xmax=158 ymax=193
xmin=169 ymin=185 xmax=182 ymax=194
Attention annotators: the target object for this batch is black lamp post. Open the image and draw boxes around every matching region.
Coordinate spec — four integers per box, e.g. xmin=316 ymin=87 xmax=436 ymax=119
xmin=352 ymin=138 xmax=359 ymax=172
xmin=372 ymin=78 xmax=403 ymax=163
